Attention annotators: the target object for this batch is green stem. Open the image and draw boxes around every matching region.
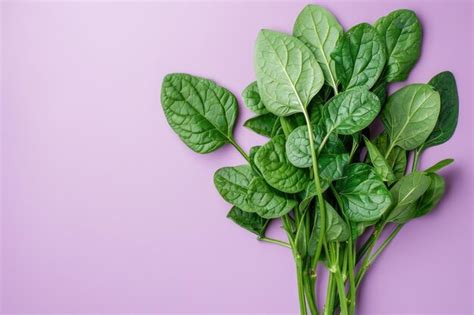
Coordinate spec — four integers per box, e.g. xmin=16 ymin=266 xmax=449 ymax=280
xmin=367 ymin=224 xmax=404 ymax=267
xmin=356 ymin=228 xmax=377 ymax=264
xmin=303 ymin=270 xmax=319 ymax=315
xmin=324 ymin=272 xmax=336 ymax=315
xmin=329 ymin=243 xmax=348 ymax=315
xmin=229 ymin=138 xmax=250 ymax=162
xmin=258 ymin=236 xmax=291 ymax=249
xmin=346 ymin=232 xmax=356 ymax=315
xmin=296 ymin=259 xmax=308 ymax=315
xmin=412 ymin=147 xmax=422 ymax=171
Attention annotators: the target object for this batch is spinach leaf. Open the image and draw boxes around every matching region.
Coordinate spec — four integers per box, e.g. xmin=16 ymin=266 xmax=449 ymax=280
xmin=244 ymin=113 xmax=279 ymax=137
xmin=319 ymin=153 xmax=350 ymax=181
xmin=323 ymin=87 xmax=381 ymax=135
xmin=255 ymin=30 xmax=324 ymax=116
xmin=424 ymin=158 xmax=454 ymax=173
xmin=227 ymin=206 xmax=269 ymax=237
xmin=374 ymin=9 xmax=422 ymax=82
xmin=373 ymin=132 xmax=407 ymax=181
xmin=295 ymin=212 xmax=308 ymax=257
xmin=161 ymin=73 xmax=238 ymax=153
xmin=331 ymin=23 xmax=386 ymax=90
xmin=382 ymin=84 xmax=440 ymax=150
xmin=335 ymin=163 xmax=392 ymax=222
xmin=363 ymin=136 xmax=396 ymax=181
xmin=214 ymin=165 xmax=256 ymax=212
xmin=242 ymin=81 xmax=268 ymax=115
xmin=424 ymin=71 xmax=459 ymax=148
xmin=386 ymin=172 xmax=431 ymax=223
xmin=372 ymin=81 xmax=388 ymax=105
xmin=415 ymin=173 xmax=445 ymax=217
xmin=246 ymin=177 xmax=297 ymax=219
xmin=255 ymin=135 xmax=310 ymax=193
xmin=293 ymin=4 xmax=343 ymax=91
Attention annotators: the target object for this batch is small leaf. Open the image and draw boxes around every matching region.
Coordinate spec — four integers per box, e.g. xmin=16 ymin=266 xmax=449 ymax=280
xmin=293 ymin=4 xmax=343 ymax=90
xmin=424 ymin=71 xmax=459 ymax=148
xmin=332 ymin=23 xmax=386 ymax=90
xmin=424 ymin=158 xmax=454 ymax=173
xmin=161 ymin=73 xmax=237 ymax=153
xmin=415 ymin=173 xmax=445 ymax=217
xmin=363 ymin=136 xmax=396 ymax=181
xmin=227 ymin=206 xmax=269 ymax=237
xmin=246 ymin=177 xmax=297 ymax=219
xmin=242 ymin=81 xmax=268 ymax=114
xmin=295 ymin=212 xmax=308 ymax=257
xmin=373 ymin=133 xmax=407 ymax=181
xmin=255 ymin=30 xmax=324 ymax=116
xmin=375 ymin=9 xmax=422 ymax=82
xmin=382 ymin=84 xmax=440 ymax=150
xmin=335 ymin=163 xmax=392 ymax=222
xmin=244 ymin=113 xmax=279 ymax=137
xmin=214 ymin=165 xmax=256 ymax=212
xmin=323 ymin=87 xmax=381 ymax=135
xmin=255 ymin=135 xmax=310 ymax=193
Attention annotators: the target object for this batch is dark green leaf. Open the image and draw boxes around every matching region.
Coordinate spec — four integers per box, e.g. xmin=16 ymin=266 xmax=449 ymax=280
xmin=255 ymin=30 xmax=324 ymax=116
xmin=227 ymin=206 xmax=269 ymax=237
xmin=332 ymin=23 xmax=386 ymax=90
xmin=244 ymin=113 xmax=279 ymax=137
xmin=242 ymin=81 xmax=268 ymax=114
xmin=161 ymin=73 xmax=237 ymax=153
xmin=415 ymin=173 xmax=445 ymax=217
xmin=295 ymin=212 xmax=308 ymax=257
xmin=214 ymin=165 xmax=256 ymax=212
xmin=424 ymin=158 xmax=454 ymax=173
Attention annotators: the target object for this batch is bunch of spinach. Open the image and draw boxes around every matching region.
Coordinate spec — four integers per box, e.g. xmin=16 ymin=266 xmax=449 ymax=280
xmin=160 ymin=4 xmax=458 ymax=314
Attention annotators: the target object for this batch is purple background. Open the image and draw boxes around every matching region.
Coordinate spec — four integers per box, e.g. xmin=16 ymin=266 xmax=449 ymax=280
xmin=1 ymin=1 xmax=473 ymax=314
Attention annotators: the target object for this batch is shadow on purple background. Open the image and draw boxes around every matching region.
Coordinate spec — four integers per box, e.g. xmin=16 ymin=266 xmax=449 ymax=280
xmin=1 ymin=1 xmax=473 ymax=314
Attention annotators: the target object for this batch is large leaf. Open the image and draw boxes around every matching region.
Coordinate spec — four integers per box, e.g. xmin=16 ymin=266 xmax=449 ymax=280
xmin=415 ymin=173 xmax=445 ymax=217
xmin=293 ymin=4 xmax=343 ymax=90
xmin=363 ymin=136 xmax=396 ymax=181
xmin=373 ymin=133 xmax=407 ymax=181
xmin=227 ymin=206 xmax=269 ymax=237
xmin=255 ymin=135 xmax=310 ymax=193
xmin=244 ymin=113 xmax=279 ymax=137
xmin=323 ymin=87 xmax=381 ymax=135
xmin=255 ymin=30 xmax=324 ymax=116
xmin=424 ymin=71 xmax=459 ymax=148
xmin=382 ymin=84 xmax=440 ymax=150
xmin=375 ymin=9 xmax=422 ymax=82
xmin=242 ymin=81 xmax=268 ymax=115
xmin=214 ymin=165 xmax=256 ymax=212
xmin=335 ymin=163 xmax=392 ymax=222
xmin=331 ymin=23 xmax=386 ymax=90
xmin=246 ymin=177 xmax=297 ymax=219
xmin=161 ymin=73 xmax=238 ymax=153
xmin=386 ymin=172 xmax=431 ymax=223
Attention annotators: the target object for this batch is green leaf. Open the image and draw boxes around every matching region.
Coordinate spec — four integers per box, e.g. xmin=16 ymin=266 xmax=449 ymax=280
xmin=373 ymin=133 xmax=407 ymax=181
xmin=295 ymin=212 xmax=308 ymax=257
xmin=424 ymin=71 xmax=459 ymax=148
xmin=415 ymin=173 xmax=445 ymax=217
xmin=372 ymin=81 xmax=388 ymax=105
xmin=386 ymin=172 xmax=431 ymax=223
xmin=246 ymin=177 xmax=297 ymax=219
xmin=293 ymin=4 xmax=343 ymax=90
xmin=227 ymin=206 xmax=269 ymax=237
xmin=335 ymin=163 xmax=392 ymax=222
xmin=214 ymin=165 xmax=256 ymax=212
xmin=255 ymin=30 xmax=324 ymax=116
xmin=249 ymin=146 xmax=262 ymax=173
xmin=331 ymin=23 xmax=386 ymax=90
xmin=161 ymin=73 xmax=238 ymax=153
xmin=323 ymin=87 xmax=381 ymax=135
xmin=242 ymin=81 xmax=268 ymax=115
xmin=382 ymin=84 xmax=440 ymax=150
xmin=255 ymin=135 xmax=310 ymax=193
xmin=363 ymin=136 xmax=396 ymax=181
xmin=244 ymin=113 xmax=279 ymax=137
xmin=319 ymin=153 xmax=349 ymax=181
xmin=424 ymin=158 xmax=454 ymax=173
xmin=351 ymin=220 xmax=377 ymax=241
xmin=375 ymin=9 xmax=422 ymax=82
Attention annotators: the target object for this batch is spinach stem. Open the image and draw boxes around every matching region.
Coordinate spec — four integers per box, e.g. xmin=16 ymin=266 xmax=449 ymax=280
xmin=229 ymin=138 xmax=250 ymax=162
xmin=329 ymin=243 xmax=348 ymax=315
xmin=303 ymin=270 xmax=319 ymax=315
xmin=258 ymin=236 xmax=291 ymax=248
xmin=412 ymin=147 xmax=422 ymax=171
xmin=296 ymin=259 xmax=308 ymax=315
xmin=324 ymin=272 xmax=336 ymax=315
xmin=367 ymin=224 xmax=403 ymax=267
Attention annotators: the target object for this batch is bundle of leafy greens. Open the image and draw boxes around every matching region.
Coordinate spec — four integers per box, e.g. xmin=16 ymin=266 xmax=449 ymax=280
xmin=160 ymin=5 xmax=458 ymax=314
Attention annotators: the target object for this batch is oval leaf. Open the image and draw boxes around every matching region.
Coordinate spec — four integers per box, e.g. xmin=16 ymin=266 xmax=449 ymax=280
xmin=255 ymin=30 xmax=324 ymax=116
xmin=382 ymin=84 xmax=440 ymax=150
xmin=331 ymin=23 xmax=386 ymax=90
xmin=373 ymin=132 xmax=407 ymax=182
xmin=242 ymin=81 xmax=268 ymax=115
xmin=244 ymin=113 xmax=280 ymax=137
xmin=214 ymin=165 xmax=256 ymax=212
xmin=161 ymin=73 xmax=237 ymax=153
xmin=227 ymin=206 xmax=269 ymax=237
xmin=363 ymin=136 xmax=396 ymax=181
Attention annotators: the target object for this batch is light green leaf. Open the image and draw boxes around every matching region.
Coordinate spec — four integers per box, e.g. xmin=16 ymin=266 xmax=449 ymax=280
xmin=331 ymin=23 xmax=386 ymax=90
xmin=214 ymin=165 xmax=256 ymax=212
xmin=244 ymin=113 xmax=279 ymax=137
xmin=323 ymin=87 xmax=381 ymax=135
xmin=255 ymin=30 xmax=324 ymax=116
xmin=255 ymin=135 xmax=310 ymax=193
xmin=242 ymin=81 xmax=268 ymax=115
xmin=161 ymin=73 xmax=237 ymax=153
xmin=382 ymin=84 xmax=440 ymax=150
xmin=227 ymin=206 xmax=269 ymax=237
xmin=363 ymin=136 xmax=396 ymax=181
xmin=415 ymin=173 xmax=445 ymax=218
xmin=246 ymin=177 xmax=297 ymax=219
xmin=375 ymin=9 xmax=422 ymax=82
xmin=424 ymin=158 xmax=454 ymax=173
xmin=293 ymin=4 xmax=343 ymax=90
xmin=335 ymin=163 xmax=392 ymax=222
xmin=373 ymin=132 xmax=407 ymax=181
